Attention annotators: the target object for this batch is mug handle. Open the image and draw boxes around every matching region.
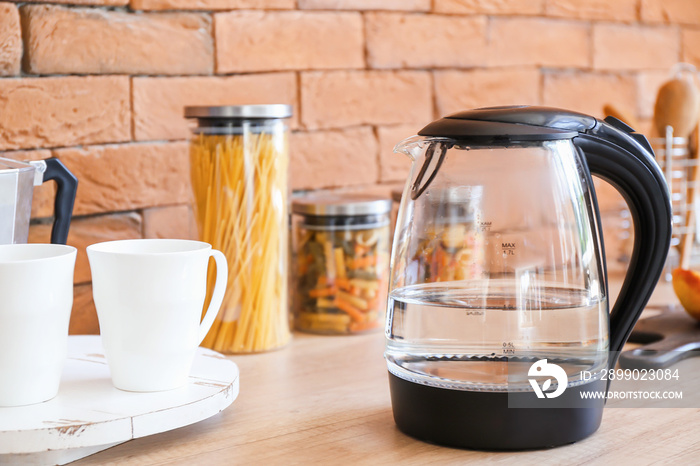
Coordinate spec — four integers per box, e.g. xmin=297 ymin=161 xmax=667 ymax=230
xmin=198 ymin=249 xmax=228 ymax=345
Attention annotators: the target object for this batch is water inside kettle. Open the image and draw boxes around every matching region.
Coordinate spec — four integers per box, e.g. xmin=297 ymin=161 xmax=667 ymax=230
xmin=385 ymin=280 xmax=608 ymax=392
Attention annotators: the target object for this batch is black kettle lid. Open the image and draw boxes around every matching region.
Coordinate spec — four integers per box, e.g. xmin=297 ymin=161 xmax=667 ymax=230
xmin=417 ymin=105 xmax=598 ymax=142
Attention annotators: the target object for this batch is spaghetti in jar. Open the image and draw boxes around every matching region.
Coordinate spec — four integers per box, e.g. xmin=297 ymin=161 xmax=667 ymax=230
xmin=186 ymin=105 xmax=291 ymax=353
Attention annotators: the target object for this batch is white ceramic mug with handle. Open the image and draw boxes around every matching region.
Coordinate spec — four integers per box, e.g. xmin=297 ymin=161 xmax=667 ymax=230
xmin=0 ymin=244 xmax=77 ymax=406
xmin=87 ymin=239 xmax=228 ymax=392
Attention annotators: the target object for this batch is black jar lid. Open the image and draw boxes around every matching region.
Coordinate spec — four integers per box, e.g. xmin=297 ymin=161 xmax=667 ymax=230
xmin=184 ymin=104 xmax=292 ymax=120
xmin=292 ymin=194 xmax=392 ymax=217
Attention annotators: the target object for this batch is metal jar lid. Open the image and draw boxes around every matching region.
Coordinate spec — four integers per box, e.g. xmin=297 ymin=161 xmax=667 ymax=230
xmin=292 ymin=193 xmax=392 ymax=217
xmin=184 ymin=104 xmax=293 ymax=119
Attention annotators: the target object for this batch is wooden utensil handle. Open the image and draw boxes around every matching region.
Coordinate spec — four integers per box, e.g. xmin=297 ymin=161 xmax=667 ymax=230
xmin=603 ymin=104 xmax=639 ymax=130
xmin=679 ymin=125 xmax=700 ymax=270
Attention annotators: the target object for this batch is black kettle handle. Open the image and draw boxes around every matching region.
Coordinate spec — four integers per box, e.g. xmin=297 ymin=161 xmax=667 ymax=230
xmin=42 ymin=158 xmax=78 ymax=245
xmin=574 ymin=117 xmax=673 ymax=362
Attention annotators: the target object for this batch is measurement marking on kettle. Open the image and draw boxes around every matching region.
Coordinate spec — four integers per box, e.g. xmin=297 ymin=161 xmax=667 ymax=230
xmin=502 ymin=342 xmax=516 ymax=354
xmin=502 ymin=242 xmax=516 ymax=256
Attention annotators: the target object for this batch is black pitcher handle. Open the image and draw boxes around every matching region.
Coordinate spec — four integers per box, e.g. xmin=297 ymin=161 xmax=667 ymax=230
xmin=574 ymin=117 xmax=673 ymax=364
xmin=42 ymin=158 xmax=77 ymax=245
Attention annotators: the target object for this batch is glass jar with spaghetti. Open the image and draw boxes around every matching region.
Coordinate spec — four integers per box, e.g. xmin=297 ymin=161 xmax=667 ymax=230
xmin=185 ymin=105 xmax=291 ymax=354
xmin=292 ymin=194 xmax=391 ymax=335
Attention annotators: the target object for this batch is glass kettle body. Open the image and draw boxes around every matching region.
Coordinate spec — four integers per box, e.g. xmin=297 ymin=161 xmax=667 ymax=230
xmin=386 ymin=107 xmax=672 ymax=450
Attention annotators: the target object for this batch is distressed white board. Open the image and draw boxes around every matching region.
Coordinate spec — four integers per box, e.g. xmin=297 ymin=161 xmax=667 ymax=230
xmin=0 ymin=335 xmax=239 ymax=465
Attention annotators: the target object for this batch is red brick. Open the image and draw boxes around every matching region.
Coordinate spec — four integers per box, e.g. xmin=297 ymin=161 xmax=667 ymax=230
xmin=596 ymin=180 xmax=632 ymax=275
xmin=545 ymin=0 xmax=637 ymax=21
xmin=132 ymin=73 xmax=297 ymax=141
xmin=593 ymin=24 xmax=679 ymax=71
xmin=21 ymin=5 xmax=212 ymax=75
xmin=215 ymin=11 xmax=363 ymax=73
xmin=54 ymin=142 xmax=190 ymax=216
xmin=290 ymin=127 xmax=378 ymax=190
xmin=29 ymin=185 xmax=58 ymax=220
xmin=301 ymin=71 xmax=432 ymax=130
xmin=434 ymin=69 xmax=540 ymax=117
xmin=641 ymin=0 xmax=700 ymax=25
xmin=131 ymin=0 xmax=294 ymax=9
xmin=637 ymin=70 xmax=671 ymax=121
xmin=366 ymin=13 xmax=486 ymax=69
xmin=595 ymin=178 xmax=629 ymax=212
xmin=543 ymin=72 xmax=637 ymax=119
xmin=377 ymin=124 xmax=423 ymax=183
xmin=143 ymin=205 xmax=196 ymax=240
xmin=0 ymin=76 xmax=130 ymax=151
xmin=1 ymin=149 xmax=55 ymax=219
xmin=488 ymin=18 xmax=590 ymax=68
xmin=323 ymin=183 xmax=401 ymax=200
xmin=682 ymin=29 xmax=700 ymax=71
xmin=434 ymin=0 xmax=543 ymax=15
xmin=21 ymin=0 xmax=127 ymax=5
xmin=636 ymin=119 xmax=655 ymax=137
xmin=29 ymin=212 xmax=142 ymax=284
xmin=300 ymin=0 xmax=429 ymax=10
xmin=70 ymin=283 xmax=99 ymax=335
xmin=0 ymin=149 xmax=52 ymax=162
xmin=0 ymin=3 xmax=21 ymax=76
xmin=601 ymin=229 xmax=633 ymax=276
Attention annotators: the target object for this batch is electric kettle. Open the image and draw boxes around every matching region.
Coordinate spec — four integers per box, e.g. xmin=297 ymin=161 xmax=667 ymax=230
xmin=0 ymin=157 xmax=77 ymax=245
xmin=386 ymin=106 xmax=672 ymax=450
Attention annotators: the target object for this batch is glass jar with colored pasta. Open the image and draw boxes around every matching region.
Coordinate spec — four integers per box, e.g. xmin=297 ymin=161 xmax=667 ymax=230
xmin=292 ymin=194 xmax=391 ymax=335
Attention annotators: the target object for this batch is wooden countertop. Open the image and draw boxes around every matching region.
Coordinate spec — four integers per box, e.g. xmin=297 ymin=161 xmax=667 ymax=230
xmin=74 ymin=278 xmax=700 ymax=465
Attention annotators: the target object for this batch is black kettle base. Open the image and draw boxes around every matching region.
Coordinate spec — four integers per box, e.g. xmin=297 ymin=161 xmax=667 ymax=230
xmin=388 ymin=372 xmax=605 ymax=451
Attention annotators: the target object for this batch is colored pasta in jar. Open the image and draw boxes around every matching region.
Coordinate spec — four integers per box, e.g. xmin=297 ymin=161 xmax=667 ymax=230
xmin=292 ymin=195 xmax=391 ymax=334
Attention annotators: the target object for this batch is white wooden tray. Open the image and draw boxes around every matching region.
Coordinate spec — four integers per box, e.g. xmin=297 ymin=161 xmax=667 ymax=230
xmin=0 ymin=335 xmax=239 ymax=465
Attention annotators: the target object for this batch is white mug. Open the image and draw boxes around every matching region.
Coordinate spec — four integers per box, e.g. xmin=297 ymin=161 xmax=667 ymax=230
xmin=0 ymin=244 xmax=77 ymax=406
xmin=87 ymin=239 xmax=227 ymax=392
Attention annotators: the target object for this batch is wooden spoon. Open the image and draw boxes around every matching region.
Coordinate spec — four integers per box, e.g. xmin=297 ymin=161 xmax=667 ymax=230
xmin=653 ymin=76 xmax=700 ymax=138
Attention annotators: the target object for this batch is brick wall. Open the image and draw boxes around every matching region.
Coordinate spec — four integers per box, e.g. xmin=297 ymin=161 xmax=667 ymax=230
xmin=1 ymin=0 xmax=694 ymax=333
